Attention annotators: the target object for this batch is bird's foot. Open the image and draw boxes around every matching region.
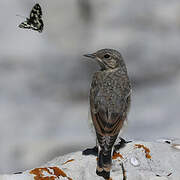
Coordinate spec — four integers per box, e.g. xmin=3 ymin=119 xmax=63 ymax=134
xmin=113 ymin=138 xmax=132 ymax=153
xmin=82 ymin=146 xmax=98 ymax=156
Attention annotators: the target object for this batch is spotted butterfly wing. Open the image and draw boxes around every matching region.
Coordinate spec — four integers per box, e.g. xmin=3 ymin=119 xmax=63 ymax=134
xmin=18 ymin=3 xmax=43 ymax=33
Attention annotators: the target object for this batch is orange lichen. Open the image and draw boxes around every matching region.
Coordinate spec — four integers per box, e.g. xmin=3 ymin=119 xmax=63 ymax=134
xmin=29 ymin=166 xmax=72 ymax=180
xmin=135 ymin=144 xmax=151 ymax=159
xmin=112 ymin=152 xmax=123 ymax=159
xmin=62 ymin=159 xmax=75 ymax=165
xmin=49 ymin=167 xmax=67 ymax=178
xmin=30 ymin=168 xmax=52 ymax=180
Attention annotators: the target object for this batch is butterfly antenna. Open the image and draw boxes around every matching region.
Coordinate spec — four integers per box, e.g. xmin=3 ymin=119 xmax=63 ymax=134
xmin=16 ymin=14 xmax=26 ymax=18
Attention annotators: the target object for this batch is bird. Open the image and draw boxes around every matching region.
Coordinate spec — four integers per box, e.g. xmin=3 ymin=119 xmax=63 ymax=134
xmin=18 ymin=3 xmax=44 ymax=33
xmin=84 ymin=49 xmax=131 ymax=179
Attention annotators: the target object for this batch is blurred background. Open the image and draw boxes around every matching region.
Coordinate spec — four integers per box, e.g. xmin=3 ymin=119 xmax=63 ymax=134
xmin=0 ymin=0 xmax=180 ymax=174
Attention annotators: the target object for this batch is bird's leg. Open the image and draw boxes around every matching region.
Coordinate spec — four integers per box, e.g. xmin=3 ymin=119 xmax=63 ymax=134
xmin=82 ymin=139 xmax=98 ymax=156
xmin=121 ymin=163 xmax=127 ymax=180
xmin=113 ymin=137 xmax=132 ymax=154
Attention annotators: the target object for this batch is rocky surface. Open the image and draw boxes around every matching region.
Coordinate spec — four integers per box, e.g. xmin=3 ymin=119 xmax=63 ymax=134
xmin=1 ymin=140 xmax=180 ymax=180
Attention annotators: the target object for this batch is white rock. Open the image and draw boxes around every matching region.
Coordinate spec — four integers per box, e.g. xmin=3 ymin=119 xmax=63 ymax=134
xmin=130 ymin=157 xmax=140 ymax=167
xmin=0 ymin=140 xmax=180 ymax=180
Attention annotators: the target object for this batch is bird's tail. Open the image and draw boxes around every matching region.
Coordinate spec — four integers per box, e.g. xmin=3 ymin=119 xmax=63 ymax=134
xmin=96 ymin=133 xmax=118 ymax=179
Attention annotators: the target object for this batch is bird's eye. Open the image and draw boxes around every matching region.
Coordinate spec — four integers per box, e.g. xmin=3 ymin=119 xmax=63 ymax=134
xmin=104 ymin=54 xmax=110 ymax=58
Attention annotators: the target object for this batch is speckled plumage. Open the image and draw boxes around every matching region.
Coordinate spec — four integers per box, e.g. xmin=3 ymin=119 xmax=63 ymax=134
xmin=84 ymin=49 xmax=131 ymax=179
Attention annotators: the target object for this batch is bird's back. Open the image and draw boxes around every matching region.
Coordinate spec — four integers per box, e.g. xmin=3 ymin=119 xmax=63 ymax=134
xmin=90 ymin=67 xmax=131 ymax=136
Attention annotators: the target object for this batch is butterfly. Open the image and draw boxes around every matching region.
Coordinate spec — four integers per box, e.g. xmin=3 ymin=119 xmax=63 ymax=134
xmin=18 ymin=3 xmax=43 ymax=33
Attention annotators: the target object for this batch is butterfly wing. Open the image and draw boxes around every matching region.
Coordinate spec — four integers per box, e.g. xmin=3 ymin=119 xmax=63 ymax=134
xmin=18 ymin=3 xmax=43 ymax=33
xmin=18 ymin=19 xmax=31 ymax=29
xmin=31 ymin=19 xmax=43 ymax=33
xmin=30 ymin=3 xmax=42 ymax=19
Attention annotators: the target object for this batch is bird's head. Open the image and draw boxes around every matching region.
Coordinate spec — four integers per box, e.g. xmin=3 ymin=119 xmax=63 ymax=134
xmin=84 ymin=48 xmax=124 ymax=70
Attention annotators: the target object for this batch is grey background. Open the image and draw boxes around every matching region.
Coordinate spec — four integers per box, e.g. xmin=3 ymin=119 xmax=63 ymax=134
xmin=0 ymin=0 xmax=180 ymax=174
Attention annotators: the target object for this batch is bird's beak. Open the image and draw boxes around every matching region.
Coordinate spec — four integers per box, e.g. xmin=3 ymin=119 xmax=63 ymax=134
xmin=83 ymin=53 xmax=96 ymax=59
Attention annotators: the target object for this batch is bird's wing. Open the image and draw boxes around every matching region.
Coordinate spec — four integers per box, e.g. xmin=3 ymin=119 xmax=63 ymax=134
xmin=90 ymin=73 xmax=131 ymax=136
